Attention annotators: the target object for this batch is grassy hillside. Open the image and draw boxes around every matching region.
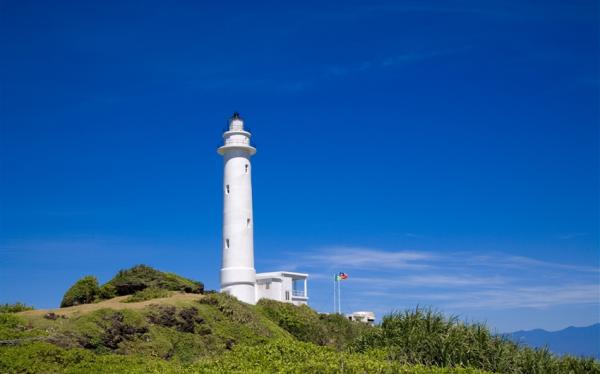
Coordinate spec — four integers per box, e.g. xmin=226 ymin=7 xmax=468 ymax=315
xmin=1 ymin=266 xmax=597 ymax=373
xmin=0 ymin=293 xmax=490 ymax=374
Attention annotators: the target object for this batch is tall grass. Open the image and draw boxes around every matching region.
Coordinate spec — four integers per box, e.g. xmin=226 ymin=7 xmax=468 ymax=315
xmin=351 ymin=307 xmax=599 ymax=374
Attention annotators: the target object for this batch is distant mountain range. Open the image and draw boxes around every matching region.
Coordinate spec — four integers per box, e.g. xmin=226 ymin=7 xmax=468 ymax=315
xmin=507 ymin=323 xmax=599 ymax=359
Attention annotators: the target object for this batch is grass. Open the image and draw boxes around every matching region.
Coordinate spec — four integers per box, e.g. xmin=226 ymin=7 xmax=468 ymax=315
xmin=124 ymin=288 xmax=172 ymax=303
xmin=351 ymin=307 xmax=600 ymax=374
xmin=0 ymin=303 xmax=34 ymax=313
xmin=20 ymin=293 xmax=203 ymax=318
xmin=3 ymin=271 xmax=598 ymax=374
xmin=0 ymin=340 xmax=494 ymax=374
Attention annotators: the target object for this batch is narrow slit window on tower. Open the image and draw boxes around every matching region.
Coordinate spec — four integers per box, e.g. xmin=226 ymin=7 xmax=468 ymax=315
xmin=226 ymin=185 xmax=230 ymax=194
xmin=225 ymin=239 xmax=230 ymax=249
xmin=245 ymin=164 xmax=248 ymax=174
xmin=246 ymin=218 xmax=251 ymax=227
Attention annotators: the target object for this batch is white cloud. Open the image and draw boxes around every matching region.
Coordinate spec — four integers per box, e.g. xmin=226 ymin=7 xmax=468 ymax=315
xmin=304 ymin=246 xmax=435 ymax=270
xmin=278 ymin=246 xmax=600 ymax=311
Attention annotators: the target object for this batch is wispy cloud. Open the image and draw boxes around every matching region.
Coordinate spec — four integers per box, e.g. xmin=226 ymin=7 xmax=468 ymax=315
xmin=304 ymin=246 xmax=435 ymax=270
xmin=467 ymin=254 xmax=599 ymax=273
xmin=275 ymin=246 xmax=600 ymax=313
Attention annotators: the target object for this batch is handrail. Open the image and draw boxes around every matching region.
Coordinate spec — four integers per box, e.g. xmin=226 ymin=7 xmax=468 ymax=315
xmin=224 ymin=139 xmax=252 ymax=146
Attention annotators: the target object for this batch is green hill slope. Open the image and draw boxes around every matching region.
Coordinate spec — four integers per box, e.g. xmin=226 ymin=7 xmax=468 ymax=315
xmin=0 ymin=293 xmax=489 ymax=374
xmin=0 ymin=266 xmax=597 ymax=373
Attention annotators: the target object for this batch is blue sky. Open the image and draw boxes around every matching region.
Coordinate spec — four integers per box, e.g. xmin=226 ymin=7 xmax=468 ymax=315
xmin=0 ymin=0 xmax=598 ymax=332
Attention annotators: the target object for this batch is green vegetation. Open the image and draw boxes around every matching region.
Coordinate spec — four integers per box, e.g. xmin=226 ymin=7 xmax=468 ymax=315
xmin=59 ymin=265 xmax=203 ymax=308
xmin=257 ymin=298 xmax=368 ymax=349
xmin=124 ymin=287 xmax=171 ymax=303
xmin=192 ymin=339 xmax=491 ymax=374
xmin=2 ymin=269 xmax=598 ymax=373
xmin=0 ymin=341 xmax=491 ymax=374
xmin=0 ymin=303 xmax=34 ymax=313
xmin=351 ymin=308 xmax=600 ymax=374
xmin=105 ymin=265 xmax=203 ymax=296
xmin=60 ymin=276 xmax=101 ymax=307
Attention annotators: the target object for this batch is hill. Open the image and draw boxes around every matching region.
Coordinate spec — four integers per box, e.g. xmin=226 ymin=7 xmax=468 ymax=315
xmin=1 ymin=292 xmax=467 ymax=373
xmin=508 ymin=324 xmax=600 ymax=360
xmin=1 ymin=266 xmax=598 ymax=373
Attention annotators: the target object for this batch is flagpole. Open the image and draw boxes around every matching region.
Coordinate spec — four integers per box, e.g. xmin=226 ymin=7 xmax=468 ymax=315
xmin=333 ymin=274 xmax=336 ymax=314
xmin=337 ymin=277 xmax=341 ymax=314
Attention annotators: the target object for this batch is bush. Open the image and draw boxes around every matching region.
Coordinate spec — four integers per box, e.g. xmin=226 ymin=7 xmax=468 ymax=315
xmin=192 ymin=339 xmax=491 ymax=374
xmin=0 ymin=341 xmax=184 ymax=374
xmin=257 ymin=299 xmax=366 ymax=349
xmin=0 ymin=303 xmax=33 ymax=313
xmin=124 ymin=287 xmax=171 ymax=303
xmin=146 ymin=305 xmax=204 ymax=333
xmin=318 ymin=312 xmax=371 ymax=350
xmin=257 ymin=299 xmax=327 ymax=345
xmin=104 ymin=265 xmax=203 ymax=296
xmin=97 ymin=284 xmax=116 ymax=300
xmin=60 ymin=276 xmax=100 ymax=308
xmin=57 ymin=309 xmax=148 ymax=351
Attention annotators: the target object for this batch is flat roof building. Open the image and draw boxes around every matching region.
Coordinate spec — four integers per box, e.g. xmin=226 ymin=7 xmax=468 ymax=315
xmin=256 ymin=271 xmax=308 ymax=306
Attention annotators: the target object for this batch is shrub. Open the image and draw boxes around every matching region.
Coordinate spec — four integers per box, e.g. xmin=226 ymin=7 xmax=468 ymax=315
xmin=199 ymin=293 xmax=258 ymax=325
xmin=0 ymin=341 xmax=184 ymax=373
xmin=192 ymin=339 xmax=492 ymax=373
xmin=146 ymin=305 xmax=203 ymax=333
xmin=318 ymin=312 xmax=371 ymax=350
xmin=60 ymin=276 xmax=100 ymax=308
xmin=0 ymin=302 xmax=33 ymax=313
xmin=257 ymin=299 xmax=368 ymax=348
xmin=104 ymin=265 xmax=203 ymax=296
xmin=197 ymin=293 xmax=286 ymax=345
xmin=58 ymin=309 xmax=148 ymax=351
xmin=124 ymin=287 xmax=171 ymax=303
xmin=257 ymin=299 xmax=325 ymax=344
xmin=97 ymin=284 xmax=117 ymax=300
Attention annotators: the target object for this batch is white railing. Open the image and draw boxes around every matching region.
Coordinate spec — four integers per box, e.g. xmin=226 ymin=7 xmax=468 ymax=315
xmin=224 ymin=139 xmax=250 ymax=146
xmin=292 ymin=290 xmax=305 ymax=297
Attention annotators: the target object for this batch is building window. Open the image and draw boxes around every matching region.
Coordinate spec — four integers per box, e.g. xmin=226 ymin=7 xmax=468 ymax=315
xmin=245 ymin=164 xmax=249 ymax=174
xmin=285 ymin=291 xmax=290 ymax=301
xmin=266 ymin=282 xmax=270 ymax=290
xmin=246 ymin=218 xmax=251 ymax=227
xmin=226 ymin=185 xmax=230 ymax=194
xmin=225 ymin=239 xmax=230 ymax=249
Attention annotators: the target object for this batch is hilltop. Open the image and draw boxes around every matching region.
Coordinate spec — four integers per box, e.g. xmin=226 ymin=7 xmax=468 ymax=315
xmin=0 ymin=265 xmax=598 ymax=373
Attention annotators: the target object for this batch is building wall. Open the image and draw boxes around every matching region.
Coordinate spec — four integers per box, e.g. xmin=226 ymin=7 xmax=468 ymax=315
xmin=255 ymin=274 xmax=308 ymax=305
xmin=256 ymin=278 xmax=282 ymax=301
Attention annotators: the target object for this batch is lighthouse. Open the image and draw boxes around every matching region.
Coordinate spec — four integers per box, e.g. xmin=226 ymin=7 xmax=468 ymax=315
xmin=217 ymin=113 xmax=257 ymax=304
xmin=216 ymin=112 xmax=308 ymax=306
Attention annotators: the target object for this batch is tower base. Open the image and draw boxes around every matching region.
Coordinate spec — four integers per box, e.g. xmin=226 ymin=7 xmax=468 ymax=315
xmin=220 ymin=266 xmax=256 ymax=304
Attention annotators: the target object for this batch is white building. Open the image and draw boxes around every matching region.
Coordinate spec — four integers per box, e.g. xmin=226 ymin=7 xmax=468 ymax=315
xmin=256 ymin=271 xmax=308 ymax=306
xmin=347 ymin=311 xmax=376 ymax=325
xmin=218 ymin=113 xmax=308 ymax=305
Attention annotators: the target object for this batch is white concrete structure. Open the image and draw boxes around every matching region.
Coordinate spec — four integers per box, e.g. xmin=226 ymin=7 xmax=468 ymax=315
xmin=256 ymin=271 xmax=309 ymax=306
xmin=217 ymin=113 xmax=309 ymax=306
xmin=347 ymin=311 xmax=376 ymax=325
xmin=218 ymin=113 xmax=257 ymax=304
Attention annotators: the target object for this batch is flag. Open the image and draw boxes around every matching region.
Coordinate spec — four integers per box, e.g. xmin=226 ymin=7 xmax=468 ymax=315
xmin=335 ymin=272 xmax=348 ymax=281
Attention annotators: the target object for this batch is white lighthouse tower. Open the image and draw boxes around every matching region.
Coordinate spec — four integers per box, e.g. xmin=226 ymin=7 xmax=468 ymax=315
xmin=217 ymin=112 xmax=257 ymax=304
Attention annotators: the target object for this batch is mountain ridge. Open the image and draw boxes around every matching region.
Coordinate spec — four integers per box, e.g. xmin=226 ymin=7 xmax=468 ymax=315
xmin=508 ymin=323 xmax=600 ymax=359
